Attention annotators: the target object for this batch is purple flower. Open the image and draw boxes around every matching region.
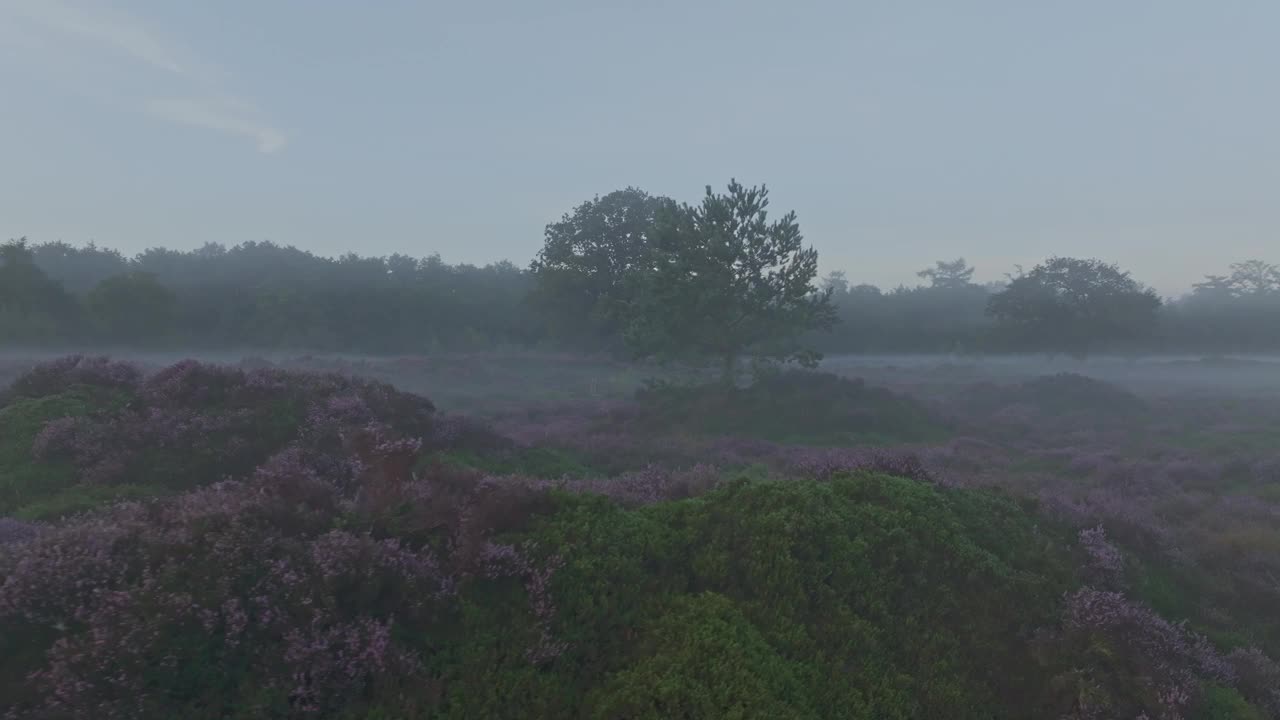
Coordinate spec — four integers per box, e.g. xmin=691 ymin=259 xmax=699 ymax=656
xmin=0 ymin=517 xmax=42 ymax=545
xmin=8 ymin=355 xmax=142 ymax=398
xmin=31 ymin=416 xmax=85 ymax=460
xmin=1078 ymin=525 xmax=1125 ymax=585
xmin=1061 ymin=587 xmax=1241 ymax=717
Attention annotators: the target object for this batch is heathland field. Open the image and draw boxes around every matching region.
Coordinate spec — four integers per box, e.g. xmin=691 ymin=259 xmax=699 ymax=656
xmin=2 ymin=352 xmax=1278 ymax=719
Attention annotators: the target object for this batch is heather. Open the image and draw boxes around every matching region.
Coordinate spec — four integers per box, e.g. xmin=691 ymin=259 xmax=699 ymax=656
xmin=0 ymin=355 xmax=436 ymax=519
xmin=1 ymin=354 xmax=1279 ymax=718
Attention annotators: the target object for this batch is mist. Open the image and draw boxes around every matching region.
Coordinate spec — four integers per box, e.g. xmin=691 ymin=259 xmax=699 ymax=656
xmin=4 ymin=2 xmax=1280 ymax=717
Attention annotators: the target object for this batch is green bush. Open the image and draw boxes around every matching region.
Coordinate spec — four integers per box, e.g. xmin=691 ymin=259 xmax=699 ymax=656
xmin=1196 ymin=685 xmax=1265 ymax=720
xmin=584 ymin=592 xmax=818 ymax=719
xmin=433 ymin=473 xmax=1073 ymax=718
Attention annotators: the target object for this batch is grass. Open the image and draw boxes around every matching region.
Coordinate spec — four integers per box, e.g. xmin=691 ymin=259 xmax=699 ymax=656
xmin=14 ymin=482 xmax=171 ymax=521
xmin=428 ymin=446 xmax=597 ymax=479
xmin=0 ymin=384 xmax=129 ymax=514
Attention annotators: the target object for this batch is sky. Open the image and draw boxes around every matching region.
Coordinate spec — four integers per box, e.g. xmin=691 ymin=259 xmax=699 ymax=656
xmin=1 ymin=0 xmax=1277 ymax=296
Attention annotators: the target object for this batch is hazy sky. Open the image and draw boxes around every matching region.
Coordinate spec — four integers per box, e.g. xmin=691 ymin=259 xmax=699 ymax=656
xmin=2 ymin=1 xmax=1277 ymax=295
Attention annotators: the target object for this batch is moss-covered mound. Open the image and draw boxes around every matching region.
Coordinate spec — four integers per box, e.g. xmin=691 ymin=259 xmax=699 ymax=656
xmin=627 ymin=370 xmax=945 ymax=445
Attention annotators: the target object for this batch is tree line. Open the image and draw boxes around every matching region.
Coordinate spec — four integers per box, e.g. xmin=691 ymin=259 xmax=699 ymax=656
xmin=4 ymin=181 xmax=1280 ymax=370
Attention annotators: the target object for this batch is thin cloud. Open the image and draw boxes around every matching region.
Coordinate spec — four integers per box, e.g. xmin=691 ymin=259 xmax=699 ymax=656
xmin=1 ymin=0 xmax=285 ymax=153
xmin=148 ymin=97 xmax=287 ymax=154
xmin=6 ymin=0 xmax=185 ymax=74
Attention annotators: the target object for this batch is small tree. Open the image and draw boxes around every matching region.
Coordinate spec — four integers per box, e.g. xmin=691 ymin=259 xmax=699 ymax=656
xmin=986 ymin=257 xmax=1160 ymax=358
xmin=623 ymin=179 xmax=836 ymax=384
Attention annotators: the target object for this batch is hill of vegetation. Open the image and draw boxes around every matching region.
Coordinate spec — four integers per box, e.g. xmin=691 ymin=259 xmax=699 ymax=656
xmin=2 ymin=357 xmax=1277 ymax=719
xmin=949 ymin=372 xmax=1149 ymax=436
xmin=625 ymin=370 xmax=946 ymax=446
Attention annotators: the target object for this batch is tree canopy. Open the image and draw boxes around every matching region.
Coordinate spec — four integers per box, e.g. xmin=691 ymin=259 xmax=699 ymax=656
xmin=528 ymin=187 xmax=674 ymax=346
xmin=86 ymin=271 xmax=178 ymax=344
xmin=917 ymin=258 xmax=976 ymax=290
xmin=0 ymin=239 xmax=81 ymax=342
xmin=6 ymin=210 xmax=1280 ymax=356
xmin=986 ymin=257 xmax=1161 ymax=358
xmin=622 ymin=180 xmax=836 ymax=381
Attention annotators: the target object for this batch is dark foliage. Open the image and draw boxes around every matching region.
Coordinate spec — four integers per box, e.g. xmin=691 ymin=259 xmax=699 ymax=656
xmin=986 ymin=257 xmax=1163 ymax=358
xmin=7 ymin=228 xmax=1280 ymax=354
xmin=628 ymin=370 xmax=945 ymax=445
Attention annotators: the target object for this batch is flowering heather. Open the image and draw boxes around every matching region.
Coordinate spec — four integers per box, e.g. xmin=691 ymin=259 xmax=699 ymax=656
xmin=919 ymin=436 xmax=1008 ymax=476
xmin=1228 ymin=647 xmax=1280 ymax=717
xmin=0 ymin=478 xmax=450 ymax=716
xmin=307 ymin=529 xmax=455 ymax=602
xmin=1061 ymin=587 xmax=1239 ymax=719
xmin=3 ymin=355 xmax=141 ymax=400
xmin=1078 ymin=525 xmax=1126 ymax=586
xmin=12 ymin=358 xmax=440 ymax=507
xmin=282 ymin=616 xmax=420 ymax=713
xmin=560 ymin=463 xmax=723 ymax=506
xmin=29 ymin=416 xmax=83 ymax=461
xmin=0 ymin=517 xmax=41 ymax=545
xmin=784 ymin=446 xmax=940 ymax=485
xmin=476 ymin=541 xmax=568 ymax=663
xmin=5 ymin=353 xmax=1280 ymax=717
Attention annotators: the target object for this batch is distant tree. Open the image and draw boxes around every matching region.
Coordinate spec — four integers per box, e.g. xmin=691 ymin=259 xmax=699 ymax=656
xmin=86 ymin=271 xmax=177 ymax=344
xmin=1226 ymin=260 xmax=1280 ymax=296
xmin=1192 ymin=260 xmax=1279 ymax=300
xmin=529 ymin=187 xmax=675 ymax=346
xmin=986 ymin=257 xmax=1161 ymax=358
xmin=917 ymin=258 xmax=976 ymax=290
xmin=0 ymin=239 xmax=81 ymax=341
xmin=28 ymin=240 xmax=129 ymax=293
xmin=849 ymin=283 xmax=883 ymax=299
xmin=1190 ymin=274 xmax=1236 ymax=300
xmin=821 ymin=270 xmax=850 ymax=296
xmin=623 ymin=179 xmax=836 ymax=383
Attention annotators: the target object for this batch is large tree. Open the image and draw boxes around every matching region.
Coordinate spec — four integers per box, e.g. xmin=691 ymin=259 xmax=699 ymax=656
xmin=623 ymin=179 xmax=836 ymax=382
xmin=986 ymin=256 xmax=1160 ymax=358
xmin=529 ymin=187 xmax=674 ymax=346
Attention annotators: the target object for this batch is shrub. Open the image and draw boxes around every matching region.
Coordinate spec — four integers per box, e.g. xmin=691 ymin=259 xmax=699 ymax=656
xmin=583 ymin=592 xmax=818 ymax=719
xmin=2 ymin=358 xmax=439 ymax=517
xmin=1 ymin=355 xmax=141 ymax=402
xmin=0 ymin=385 xmax=130 ymax=514
xmin=0 ymin=426 xmax=557 ymax=719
